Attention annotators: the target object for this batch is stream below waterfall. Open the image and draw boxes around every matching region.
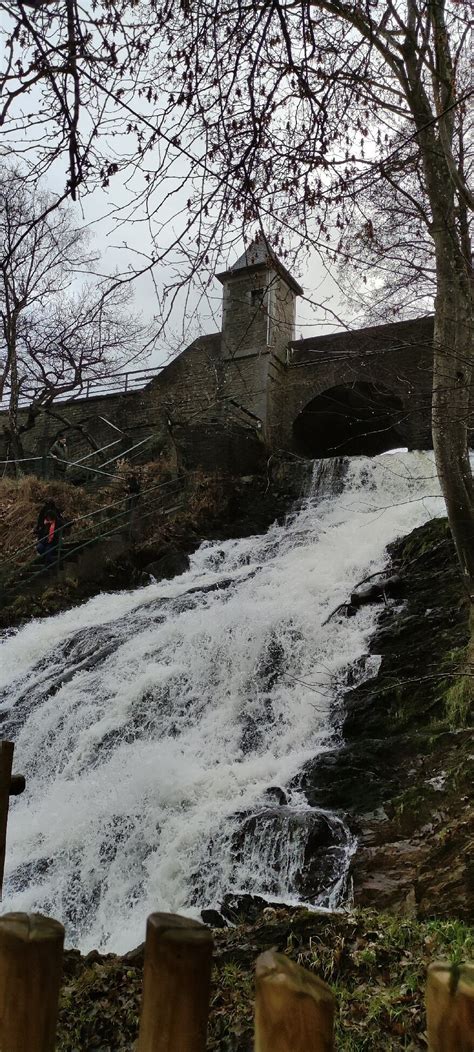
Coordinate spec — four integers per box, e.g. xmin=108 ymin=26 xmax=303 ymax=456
xmin=0 ymin=453 xmax=445 ymax=952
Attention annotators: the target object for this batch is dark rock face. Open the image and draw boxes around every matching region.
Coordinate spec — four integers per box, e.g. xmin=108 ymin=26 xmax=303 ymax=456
xmin=143 ymin=548 xmax=190 ymax=582
xmin=264 ymin=786 xmax=288 ymax=806
xmin=298 ymin=516 xmax=473 ymax=919
xmin=201 ymin=908 xmax=228 ymax=928
xmin=220 ymin=893 xmax=272 ymax=925
xmin=350 ymin=573 xmax=402 ymax=609
xmin=230 ymin=805 xmax=351 ymax=904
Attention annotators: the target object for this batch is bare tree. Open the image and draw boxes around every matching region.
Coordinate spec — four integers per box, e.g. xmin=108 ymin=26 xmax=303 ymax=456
xmin=0 ymin=1 xmax=472 ymax=593
xmin=335 ymin=145 xmax=437 ymax=325
xmin=0 ymin=166 xmax=148 ymax=463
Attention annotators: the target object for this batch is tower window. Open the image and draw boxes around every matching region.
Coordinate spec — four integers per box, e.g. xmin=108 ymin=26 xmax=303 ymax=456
xmin=250 ymin=288 xmax=265 ymax=307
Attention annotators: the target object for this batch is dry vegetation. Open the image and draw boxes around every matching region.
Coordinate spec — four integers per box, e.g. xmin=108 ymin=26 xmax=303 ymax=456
xmin=0 ymin=475 xmax=112 ymax=566
xmin=56 ymin=907 xmax=474 ymax=1052
xmin=0 ymin=461 xmax=223 ymax=569
xmin=0 ymin=462 xmax=228 ymax=627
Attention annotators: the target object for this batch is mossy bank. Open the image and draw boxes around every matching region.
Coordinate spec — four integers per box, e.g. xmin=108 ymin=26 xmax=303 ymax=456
xmin=299 ymin=516 xmax=473 ymax=919
xmin=57 ymin=906 xmax=473 ymax=1051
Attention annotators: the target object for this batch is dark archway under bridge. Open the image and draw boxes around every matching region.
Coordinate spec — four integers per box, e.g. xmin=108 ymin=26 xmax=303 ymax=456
xmin=293 ymin=382 xmax=408 ymax=458
xmin=270 ymin=316 xmax=438 ymax=460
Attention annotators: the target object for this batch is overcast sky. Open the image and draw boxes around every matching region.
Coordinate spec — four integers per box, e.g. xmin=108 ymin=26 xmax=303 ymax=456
xmin=57 ymin=164 xmax=345 ymax=372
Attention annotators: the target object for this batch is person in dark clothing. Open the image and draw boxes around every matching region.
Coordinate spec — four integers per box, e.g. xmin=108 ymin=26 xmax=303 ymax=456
xmin=49 ymin=434 xmax=68 ymax=478
xmin=50 ymin=433 xmax=68 ymax=461
xmin=35 ymin=502 xmax=67 ymax=565
xmin=125 ymin=472 xmax=141 ymax=508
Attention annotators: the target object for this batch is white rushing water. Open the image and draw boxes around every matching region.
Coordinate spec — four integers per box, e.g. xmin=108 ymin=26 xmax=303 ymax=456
xmin=0 ymin=453 xmax=444 ymax=952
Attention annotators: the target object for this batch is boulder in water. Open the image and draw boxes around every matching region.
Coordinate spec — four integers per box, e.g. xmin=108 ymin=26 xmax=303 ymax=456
xmin=201 ymin=908 xmax=228 ymax=928
xmin=220 ymin=893 xmax=269 ymax=924
xmin=143 ymin=548 xmax=190 ymax=582
xmin=264 ymin=786 xmax=288 ymax=806
xmin=230 ymin=805 xmax=352 ymax=905
xmin=350 ymin=573 xmax=402 ymax=608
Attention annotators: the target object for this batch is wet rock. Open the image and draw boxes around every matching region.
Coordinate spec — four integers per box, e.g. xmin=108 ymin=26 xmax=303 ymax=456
xmin=62 ymin=948 xmax=83 ymax=979
xmin=350 ymin=573 xmax=402 ymax=607
xmin=143 ymin=548 xmax=190 ymax=582
xmin=297 ymin=741 xmax=407 ymax=814
xmin=122 ymin=943 xmax=145 ymax=967
xmin=231 ymin=806 xmax=351 ymax=903
xmin=220 ymin=894 xmax=270 ymax=924
xmin=311 ymin=517 xmax=472 ymax=919
xmin=264 ymin=786 xmax=288 ymax=806
xmin=201 ymin=909 xmax=228 ymax=928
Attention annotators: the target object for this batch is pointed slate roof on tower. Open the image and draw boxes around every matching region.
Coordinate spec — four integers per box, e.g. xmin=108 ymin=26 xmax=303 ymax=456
xmin=217 ymin=237 xmax=304 ymax=296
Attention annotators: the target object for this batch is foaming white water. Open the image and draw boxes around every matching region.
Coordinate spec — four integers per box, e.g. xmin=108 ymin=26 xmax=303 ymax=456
xmin=0 ymin=453 xmax=444 ymax=952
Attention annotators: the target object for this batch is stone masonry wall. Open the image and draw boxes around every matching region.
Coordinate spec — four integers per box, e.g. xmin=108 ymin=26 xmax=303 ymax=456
xmin=0 ymin=390 xmax=154 ymax=471
xmin=1 ymin=314 xmax=453 ymax=475
xmin=269 ymin=316 xmax=436 ymax=452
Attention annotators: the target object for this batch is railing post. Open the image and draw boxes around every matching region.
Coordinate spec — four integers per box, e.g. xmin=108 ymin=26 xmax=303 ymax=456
xmin=56 ymin=527 xmax=63 ymax=576
xmin=0 ymin=741 xmax=14 ymax=898
xmin=137 ymin=912 xmax=213 ymax=1052
xmin=0 ymin=913 xmax=64 ymax=1052
xmin=426 ymin=961 xmax=474 ymax=1052
xmin=255 ymin=950 xmax=336 ymax=1052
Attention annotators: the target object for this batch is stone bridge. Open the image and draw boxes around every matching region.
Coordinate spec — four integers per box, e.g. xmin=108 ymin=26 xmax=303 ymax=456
xmin=0 ymin=241 xmax=441 ymax=475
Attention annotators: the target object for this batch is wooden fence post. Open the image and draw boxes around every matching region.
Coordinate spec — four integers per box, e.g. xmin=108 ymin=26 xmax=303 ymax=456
xmin=0 ymin=912 xmax=65 ymax=1052
xmin=137 ymin=912 xmax=214 ymax=1052
xmin=426 ymin=961 xmax=474 ymax=1052
xmin=0 ymin=740 xmax=14 ymax=897
xmin=255 ymin=949 xmax=335 ymax=1052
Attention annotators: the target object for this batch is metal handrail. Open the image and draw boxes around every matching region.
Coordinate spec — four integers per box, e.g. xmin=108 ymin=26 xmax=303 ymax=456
xmin=5 ymin=474 xmax=186 ymax=566
xmin=0 ymin=364 xmax=164 ymax=411
xmin=1 ymin=489 xmax=184 ymax=595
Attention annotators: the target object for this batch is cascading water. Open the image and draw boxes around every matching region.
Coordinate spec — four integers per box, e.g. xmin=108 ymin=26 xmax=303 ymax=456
xmin=0 ymin=453 xmax=445 ymax=952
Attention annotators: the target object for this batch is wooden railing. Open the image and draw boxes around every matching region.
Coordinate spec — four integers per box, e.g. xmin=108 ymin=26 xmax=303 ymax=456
xmin=0 ymin=909 xmax=472 ymax=1052
xmin=1 ymin=742 xmax=473 ymax=1051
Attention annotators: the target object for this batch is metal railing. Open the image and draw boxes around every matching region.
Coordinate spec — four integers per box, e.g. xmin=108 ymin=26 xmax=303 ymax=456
xmin=0 ymin=473 xmax=190 ymax=599
xmin=0 ymin=365 xmax=164 ymax=411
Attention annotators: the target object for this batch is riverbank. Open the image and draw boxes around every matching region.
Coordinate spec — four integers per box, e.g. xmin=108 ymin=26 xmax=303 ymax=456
xmin=57 ymin=905 xmax=473 ymax=1051
xmin=299 ymin=515 xmax=473 ymax=920
xmin=2 ymin=465 xmax=472 ymax=924
xmin=0 ymin=458 xmax=306 ymax=629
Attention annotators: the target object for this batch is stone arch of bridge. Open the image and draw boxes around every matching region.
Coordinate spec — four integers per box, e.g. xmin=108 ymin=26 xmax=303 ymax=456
xmin=292 ymin=381 xmax=408 ymax=458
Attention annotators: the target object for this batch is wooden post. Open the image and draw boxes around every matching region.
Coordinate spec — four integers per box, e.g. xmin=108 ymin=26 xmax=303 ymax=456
xmin=426 ymin=961 xmax=474 ymax=1052
xmin=255 ymin=949 xmax=335 ymax=1052
xmin=0 ymin=740 xmax=14 ymax=897
xmin=137 ymin=913 xmax=213 ymax=1052
xmin=0 ymin=912 xmax=64 ymax=1052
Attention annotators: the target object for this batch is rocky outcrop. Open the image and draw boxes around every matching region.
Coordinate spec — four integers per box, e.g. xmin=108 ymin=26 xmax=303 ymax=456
xmin=298 ymin=517 xmax=473 ymax=919
xmin=141 ymin=548 xmax=191 ymax=582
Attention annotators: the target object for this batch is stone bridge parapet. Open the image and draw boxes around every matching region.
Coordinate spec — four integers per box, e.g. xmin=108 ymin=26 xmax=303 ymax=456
xmin=3 ymin=240 xmax=466 ymax=475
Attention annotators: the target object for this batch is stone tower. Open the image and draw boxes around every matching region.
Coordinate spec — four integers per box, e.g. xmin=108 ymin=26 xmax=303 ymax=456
xmin=216 ymin=239 xmax=303 ymax=435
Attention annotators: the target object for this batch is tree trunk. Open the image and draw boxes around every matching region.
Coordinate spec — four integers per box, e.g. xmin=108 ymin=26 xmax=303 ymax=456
xmin=431 ymin=226 xmax=474 ymax=600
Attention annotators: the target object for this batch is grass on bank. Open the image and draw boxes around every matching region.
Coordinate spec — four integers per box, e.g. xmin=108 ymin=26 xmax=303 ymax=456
xmin=57 ymin=907 xmax=474 ymax=1051
xmin=0 ymin=462 xmax=225 ymax=626
xmin=443 ymin=607 xmax=474 ymax=729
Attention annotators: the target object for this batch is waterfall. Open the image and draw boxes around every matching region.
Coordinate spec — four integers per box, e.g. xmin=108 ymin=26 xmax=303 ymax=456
xmin=0 ymin=453 xmax=444 ymax=953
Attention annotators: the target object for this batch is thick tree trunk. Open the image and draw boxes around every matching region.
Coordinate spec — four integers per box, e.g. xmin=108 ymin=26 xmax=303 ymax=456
xmin=404 ymin=72 xmax=474 ymax=598
xmin=431 ymin=239 xmax=474 ymax=599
